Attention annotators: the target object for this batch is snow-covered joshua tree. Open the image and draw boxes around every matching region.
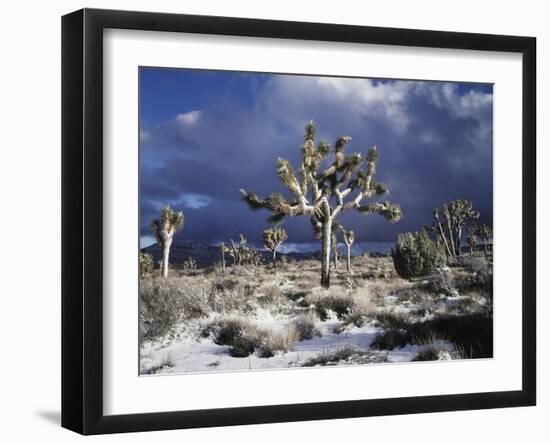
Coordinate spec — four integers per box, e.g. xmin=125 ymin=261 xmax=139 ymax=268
xmin=150 ymin=205 xmax=184 ymax=278
xmin=240 ymin=121 xmax=402 ymax=287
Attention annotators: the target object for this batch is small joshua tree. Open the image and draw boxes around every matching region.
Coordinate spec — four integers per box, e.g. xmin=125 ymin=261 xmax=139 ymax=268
xmin=262 ymin=227 xmax=288 ymax=265
xmin=227 ymin=234 xmax=263 ymax=267
xmin=467 ymin=229 xmax=477 ymax=254
xmin=428 ymin=200 xmax=480 ymax=257
xmin=240 ymin=121 xmax=402 ymax=287
xmin=150 ymin=205 xmax=184 ymax=278
xmin=475 ymin=224 xmax=493 ymax=255
xmin=342 ymin=229 xmax=355 ymax=273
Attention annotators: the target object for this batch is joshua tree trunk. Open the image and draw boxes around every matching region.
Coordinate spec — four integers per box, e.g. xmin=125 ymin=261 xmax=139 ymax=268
xmin=436 ymin=221 xmax=452 ymax=257
xmin=221 ymin=242 xmax=226 ymax=273
xmin=150 ymin=205 xmax=184 ymax=279
xmin=321 ymin=222 xmax=332 ymax=288
xmin=161 ymin=237 xmax=172 ymax=278
xmin=456 ymin=227 xmax=463 ymax=256
xmin=446 ymin=219 xmax=456 ymax=257
xmin=272 ymin=249 xmax=277 ymax=266
xmin=346 ymin=244 xmax=351 ymax=272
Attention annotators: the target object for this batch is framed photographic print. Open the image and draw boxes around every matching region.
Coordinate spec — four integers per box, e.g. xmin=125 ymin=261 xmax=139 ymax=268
xmin=62 ymin=8 xmax=536 ymax=435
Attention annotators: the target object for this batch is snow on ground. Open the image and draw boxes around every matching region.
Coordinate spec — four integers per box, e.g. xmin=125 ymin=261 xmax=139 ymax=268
xmin=140 ymin=308 xmax=455 ymax=375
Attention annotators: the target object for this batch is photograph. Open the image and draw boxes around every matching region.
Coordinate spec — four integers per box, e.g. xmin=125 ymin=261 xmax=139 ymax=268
xmin=138 ymin=68 xmax=494 ymax=375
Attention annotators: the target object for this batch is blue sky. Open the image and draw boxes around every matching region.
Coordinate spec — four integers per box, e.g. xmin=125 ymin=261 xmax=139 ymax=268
xmin=139 ymin=67 xmax=493 ymax=250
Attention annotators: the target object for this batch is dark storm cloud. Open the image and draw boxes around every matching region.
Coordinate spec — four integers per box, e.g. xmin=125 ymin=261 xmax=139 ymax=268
xmin=140 ymin=74 xmax=493 ymax=249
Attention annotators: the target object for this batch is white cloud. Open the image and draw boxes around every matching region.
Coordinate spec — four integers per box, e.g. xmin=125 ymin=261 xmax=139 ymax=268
xmin=179 ymin=193 xmax=211 ymax=209
xmin=176 ymin=110 xmax=202 ymax=125
xmin=265 ymin=76 xmax=414 ymax=132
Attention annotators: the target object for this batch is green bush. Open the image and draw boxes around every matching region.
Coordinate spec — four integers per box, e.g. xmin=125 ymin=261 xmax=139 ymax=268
xmin=392 ymin=231 xmax=446 ymax=279
xmin=139 ymin=252 xmax=154 ymax=277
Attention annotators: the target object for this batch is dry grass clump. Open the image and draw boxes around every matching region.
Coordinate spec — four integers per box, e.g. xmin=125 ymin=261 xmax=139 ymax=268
xmin=141 ymin=352 xmax=175 ymax=375
xmin=201 ymin=315 xmax=302 ymax=358
xmin=257 ymin=325 xmax=300 ymax=358
xmin=358 ymin=276 xmax=404 ymax=304
xmin=304 ymin=288 xmax=356 ymax=320
xmin=255 ymin=283 xmax=285 ymax=306
xmin=291 ymin=312 xmax=321 ymax=341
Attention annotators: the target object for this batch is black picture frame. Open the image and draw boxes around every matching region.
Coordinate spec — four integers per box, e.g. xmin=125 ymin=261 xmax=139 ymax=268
xmin=62 ymin=8 xmax=536 ymax=435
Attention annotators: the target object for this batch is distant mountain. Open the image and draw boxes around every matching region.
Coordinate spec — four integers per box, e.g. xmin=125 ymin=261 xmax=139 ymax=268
xmin=140 ymin=239 xmax=317 ymax=267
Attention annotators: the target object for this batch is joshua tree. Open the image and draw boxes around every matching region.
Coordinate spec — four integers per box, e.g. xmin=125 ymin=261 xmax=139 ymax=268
xmin=428 ymin=200 xmax=480 ymax=257
xmin=150 ymin=205 xmax=184 ymax=278
xmin=220 ymin=242 xmax=226 ymax=273
xmin=331 ymin=232 xmax=340 ymax=270
xmin=227 ymin=234 xmax=263 ymax=266
xmin=240 ymin=121 xmax=402 ymax=287
xmin=262 ymin=227 xmax=288 ymax=265
xmin=467 ymin=229 xmax=477 ymax=254
xmin=342 ymin=229 xmax=355 ymax=273
xmin=475 ymin=224 xmax=493 ymax=254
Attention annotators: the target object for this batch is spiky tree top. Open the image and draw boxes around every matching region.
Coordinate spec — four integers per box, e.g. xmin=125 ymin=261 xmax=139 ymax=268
xmin=240 ymin=121 xmax=402 ymax=227
xmin=150 ymin=205 xmax=184 ymax=244
xmin=442 ymin=200 xmax=480 ymax=230
xmin=262 ymin=227 xmax=288 ymax=251
xmin=342 ymin=229 xmax=355 ymax=247
xmin=475 ymin=224 xmax=492 ymax=241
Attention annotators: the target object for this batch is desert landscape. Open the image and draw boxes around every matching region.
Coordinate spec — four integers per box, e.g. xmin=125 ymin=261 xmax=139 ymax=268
xmin=139 ymin=238 xmax=492 ymax=374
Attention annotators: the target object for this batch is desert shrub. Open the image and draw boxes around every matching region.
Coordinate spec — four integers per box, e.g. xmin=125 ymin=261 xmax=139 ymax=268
xmin=207 ymin=278 xmax=259 ymax=314
xmin=455 ymin=256 xmax=493 ymax=294
xmin=461 ymin=255 xmax=489 ymax=273
xmin=428 ymin=269 xmax=459 ymax=297
xmin=308 ymin=291 xmax=356 ymax=320
xmin=343 ymin=311 xmax=365 ymax=328
xmin=212 ymin=277 xmax=240 ymax=292
xmin=257 ymin=326 xmax=299 ymax=358
xmin=204 ymin=317 xmax=251 ymax=346
xmin=413 ymin=347 xmax=452 ymax=361
xmin=230 ymin=335 xmax=259 ymax=357
xmin=291 ymin=314 xmax=321 ymax=341
xmin=371 ymin=328 xmax=410 ymax=350
xmin=140 ymin=283 xmax=184 ymax=342
xmin=139 ymin=252 xmax=154 ymax=277
xmin=256 ymin=284 xmax=284 ymax=305
xmin=202 ymin=316 xmax=261 ymax=357
xmin=468 ymin=269 xmax=493 ymax=294
xmin=372 ymin=310 xmax=411 ymax=330
xmin=392 ymin=231 xmax=446 ymax=279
